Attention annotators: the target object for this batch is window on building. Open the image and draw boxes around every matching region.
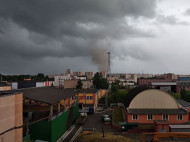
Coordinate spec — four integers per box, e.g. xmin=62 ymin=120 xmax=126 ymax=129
xmin=163 ymin=114 xmax=168 ymax=120
xmin=132 ymin=114 xmax=138 ymax=120
xmin=147 ymin=114 xmax=153 ymax=120
xmin=86 ymin=96 xmax=93 ymax=100
xmin=178 ymin=114 xmax=183 ymax=120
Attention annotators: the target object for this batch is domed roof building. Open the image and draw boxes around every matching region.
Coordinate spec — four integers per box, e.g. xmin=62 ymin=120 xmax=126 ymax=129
xmin=126 ymin=89 xmax=190 ymax=132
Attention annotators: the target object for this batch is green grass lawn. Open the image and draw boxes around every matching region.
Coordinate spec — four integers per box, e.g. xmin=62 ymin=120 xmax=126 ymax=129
xmin=113 ymin=108 xmax=124 ymax=125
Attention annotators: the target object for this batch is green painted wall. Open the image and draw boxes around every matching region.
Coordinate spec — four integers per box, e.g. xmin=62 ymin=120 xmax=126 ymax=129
xmin=30 ymin=120 xmax=51 ymax=141
xmin=29 ymin=104 xmax=79 ymax=142
xmin=51 ymin=109 xmax=70 ymax=142
xmin=72 ymin=104 xmax=79 ymax=124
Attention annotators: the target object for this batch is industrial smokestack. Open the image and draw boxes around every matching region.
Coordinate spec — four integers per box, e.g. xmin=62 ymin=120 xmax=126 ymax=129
xmin=107 ymin=52 xmax=110 ymax=77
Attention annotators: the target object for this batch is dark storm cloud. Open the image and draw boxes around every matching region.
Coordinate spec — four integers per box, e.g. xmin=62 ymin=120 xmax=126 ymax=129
xmin=0 ymin=0 xmax=156 ymax=36
xmin=0 ymin=0 xmax=157 ymax=73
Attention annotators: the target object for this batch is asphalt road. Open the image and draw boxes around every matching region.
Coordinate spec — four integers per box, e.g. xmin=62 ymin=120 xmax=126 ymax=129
xmin=82 ymin=110 xmax=118 ymax=133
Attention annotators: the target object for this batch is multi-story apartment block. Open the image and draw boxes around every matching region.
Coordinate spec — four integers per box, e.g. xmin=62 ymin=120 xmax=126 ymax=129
xmin=65 ymin=69 xmax=72 ymax=76
xmin=85 ymin=72 xmax=94 ymax=80
xmin=73 ymin=72 xmax=83 ymax=76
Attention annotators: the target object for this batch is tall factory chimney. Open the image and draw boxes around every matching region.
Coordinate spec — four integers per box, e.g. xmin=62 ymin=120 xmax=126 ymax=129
xmin=107 ymin=52 xmax=110 ymax=77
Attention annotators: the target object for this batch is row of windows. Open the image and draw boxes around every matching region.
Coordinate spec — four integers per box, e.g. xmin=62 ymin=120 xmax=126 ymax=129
xmin=71 ymin=96 xmax=93 ymax=100
xmin=71 ymin=96 xmax=78 ymax=100
xmin=132 ymin=114 xmax=183 ymax=121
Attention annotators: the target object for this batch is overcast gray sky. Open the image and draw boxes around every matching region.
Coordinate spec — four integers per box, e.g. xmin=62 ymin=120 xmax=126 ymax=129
xmin=1 ymin=0 xmax=190 ymax=75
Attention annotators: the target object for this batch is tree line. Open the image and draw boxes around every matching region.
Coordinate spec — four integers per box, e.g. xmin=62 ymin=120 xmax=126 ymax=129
xmin=0 ymin=73 xmax=53 ymax=82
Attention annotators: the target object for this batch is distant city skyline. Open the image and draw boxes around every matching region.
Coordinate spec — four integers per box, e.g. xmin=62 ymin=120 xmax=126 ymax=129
xmin=1 ymin=0 xmax=190 ymax=74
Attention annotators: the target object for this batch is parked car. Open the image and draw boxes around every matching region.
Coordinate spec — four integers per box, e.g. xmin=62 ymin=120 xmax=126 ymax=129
xmin=101 ymin=114 xmax=111 ymax=122
xmin=76 ymin=112 xmax=87 ymax=125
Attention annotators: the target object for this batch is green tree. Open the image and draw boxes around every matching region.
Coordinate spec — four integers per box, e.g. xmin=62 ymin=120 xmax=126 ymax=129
xmin=180 ymin=89 xmax=186 ymax=100
xmin=93 ymin=72 xmax=109 ymax=89
xmin=171 ymin=92 xmax=181 ymax=100
xmin=76 ymin=80 xmax=83 ymax=89
xmin=180 ymin=89 xmax=190 ymax=103
xmin=111 ymin=80 xmax=120 ymax=94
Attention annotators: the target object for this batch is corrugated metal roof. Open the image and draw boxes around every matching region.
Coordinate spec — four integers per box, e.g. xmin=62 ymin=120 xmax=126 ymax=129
xmin=15 ymin=87 xmax=99 ymax=104
xmin=177 ymin=100 xmax=190 ymax=108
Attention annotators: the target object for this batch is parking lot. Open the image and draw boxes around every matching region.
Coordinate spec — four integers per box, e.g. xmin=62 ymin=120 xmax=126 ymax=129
xmin=82 ymin=109 xmax=118 ymax=133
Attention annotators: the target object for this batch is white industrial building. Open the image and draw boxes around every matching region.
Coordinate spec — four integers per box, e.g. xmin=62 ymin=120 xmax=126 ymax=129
xmin=54 ymin=75 xmax=72 ymax=87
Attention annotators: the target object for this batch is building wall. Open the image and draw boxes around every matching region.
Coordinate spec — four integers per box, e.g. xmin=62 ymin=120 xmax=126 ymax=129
xmin=85 ymin=72 xmax=94 ymax=80
xmin=99 ymin=72 xmax=107 ymax=78
xmin=54 ymin=75 xmax=71 ymax=87
xmin=73 ymin=72 xmax=83 ymax=76
xmin=36 ymin=82 xmax=44 ymax=87
xmin=0 ymin=128 xmax=22 ymax=142
xmin=64 ymin=80 xmax=93 ymax=89
xmin=64 ymin=80 xmax=78 ymax=89
xmin=155 ymin=124 xmax=169 ymax=132
xmin=0 ymin=93 xmax=23 ymax=142
xmin=60 ymin=90 xmax=106 ymax=110
xmin=12 ymin=82 xmax=18 ymax=90
xmin=66 ymin=69 xmax=72 ymax=76
xmin=138 ymin=79 xmax=175 ymax=86
xmin=176 ymin=81 xmax=190 ymax=93
xmin=0 ymin=86 xmax=11 ymax=91
xmin=127 ymin=113 xmax=189 ymax=124
xmin=82 ymin=81 xmax=93 ymax=89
